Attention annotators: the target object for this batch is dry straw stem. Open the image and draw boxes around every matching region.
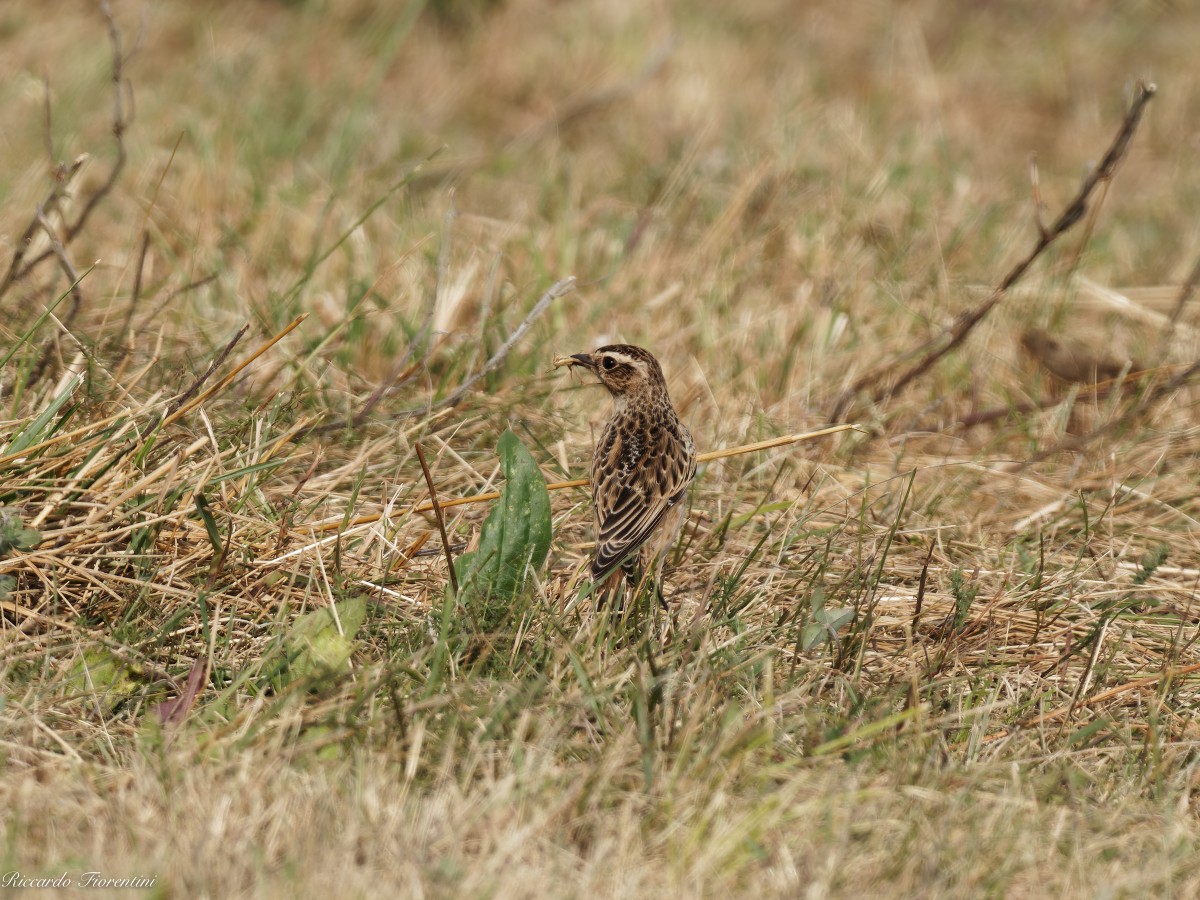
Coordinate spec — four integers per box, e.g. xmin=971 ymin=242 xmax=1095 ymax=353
xmin=829 ymin=80 xmax=1157 ymax=421
xmin=281 ymin=423 xmax=861 ymax=557
xmin=3 ymin=6 xmax=1200 ymax=894
xmin=964 ymin=661 xmax=1200 ymax=747
xmin=0 ymin=315 xmax=305 ymax=473
xmin=1024 ymin=660 xmax=1200 ymax=726
xmin=418 ymin=422 xmax=865 ymax=511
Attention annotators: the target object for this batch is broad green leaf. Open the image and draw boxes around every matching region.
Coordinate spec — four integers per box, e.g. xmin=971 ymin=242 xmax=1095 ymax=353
xmin=0 ymin=507 xmax=40 ymax=555
xmin=800 ymin=622 xmax=826 ymax=651
xmin=285 ymin=595 xmax=368 ymax=680
xmin=65 ymin=649 xmax=141 ymax=711
xmin=454 ymin=430 xmax=551 ymax=603
xmin=800 ymin=602 xmax=854 ymax=651
xmin=820 ymin=607 xmax=855 ymax=631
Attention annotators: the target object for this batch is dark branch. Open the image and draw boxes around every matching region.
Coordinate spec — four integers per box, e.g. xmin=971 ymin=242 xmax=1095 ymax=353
xmin=1159 ymin=251 xmax=1200 ymax=356
xmin=110 ymin=230 xmax=152 ymax=346
xmin=161 ymin=323 xmax=250 ymax=423
xmin=8 ymin=0 xmax=133 ymax=286
xmin=416 ymin=443 xmax=459 ymax=596
xmin=23 ymin=206 xmax=89 ymax=388
xmin=828 ymin=81 xmax=1157 ymax=422
xmin=34 ymin=206 xmax=84 ymax=326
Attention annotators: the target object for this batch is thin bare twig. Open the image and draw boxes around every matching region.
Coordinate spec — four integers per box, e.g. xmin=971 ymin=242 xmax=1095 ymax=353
xmin=33 ymin=207 xmax=84 ymax=325
xmin=828 ymin=81 xmax=1156 ymax=422
xmin=162 ymin=324 xmax=250 ymax=423
xmin=955 ymin=392 xmax=1092 ymax=430
xmin=1159 ymin=251 xmax=1200 ymax=356
xmin=24 ymin=206 xmax=88 ymax=388
xmin=949 ymin=361 xmax=1180 ymax=430
xmin=0 ymin=1 xmax=131 ymax=307
xmin=113 ymin=231 xmax=152 ymax=345
xmin=63 ymin=2 xmax=129 ymax=246
xmin=131 ymin=231 xmax=150 ymax=309
xmin=349 ymin=334 xmax=450 ymax=430
xmin=911 ymin=540 xmax=936 ymax=631
xmin=0 ymin=156 xmax=86 ymax=304
xmin=416 ymin=443 xmax=459 ymax=595
xmin=161 ymin=315 xmax=306 ymax=429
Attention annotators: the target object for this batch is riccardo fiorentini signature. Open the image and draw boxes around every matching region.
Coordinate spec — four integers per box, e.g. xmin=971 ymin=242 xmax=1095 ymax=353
xmin=1 ymin=871 xmax=157 ymax=889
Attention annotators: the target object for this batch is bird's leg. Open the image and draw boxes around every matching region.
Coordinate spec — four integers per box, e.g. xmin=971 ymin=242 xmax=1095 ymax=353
xmin=627 ymin=560 xmax=668 ymax=613
xmin=595 ymin=569 xmax=627 ymax=608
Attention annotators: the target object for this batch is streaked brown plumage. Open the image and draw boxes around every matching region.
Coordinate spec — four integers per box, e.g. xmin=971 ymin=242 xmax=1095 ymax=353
xmin=559 ymin=345 xmax=697 ymax=593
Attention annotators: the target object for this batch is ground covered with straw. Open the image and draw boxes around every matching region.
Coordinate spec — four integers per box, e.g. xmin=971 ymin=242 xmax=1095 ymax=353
xmin=3 ymin=1 xmax=1200 ymax=897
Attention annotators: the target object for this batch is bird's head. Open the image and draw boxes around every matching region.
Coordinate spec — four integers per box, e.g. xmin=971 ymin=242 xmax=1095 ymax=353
xmin=556 ymin=344 xmax=666 ymax=397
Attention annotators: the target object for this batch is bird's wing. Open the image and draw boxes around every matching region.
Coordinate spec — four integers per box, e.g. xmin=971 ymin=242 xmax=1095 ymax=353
xmin=592 ymin=422 xmax=696 ymax=582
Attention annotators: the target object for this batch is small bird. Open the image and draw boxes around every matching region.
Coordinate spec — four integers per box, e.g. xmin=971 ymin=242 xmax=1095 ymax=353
xmin=1019 ymin=327 xmax=1136 ymax=386
xmin=556 ymin=345 xmax=697 ymax=601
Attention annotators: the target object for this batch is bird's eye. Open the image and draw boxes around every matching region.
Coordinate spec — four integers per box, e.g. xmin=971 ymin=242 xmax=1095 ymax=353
xmin=601 ymin=356 xmax=616 ymax=371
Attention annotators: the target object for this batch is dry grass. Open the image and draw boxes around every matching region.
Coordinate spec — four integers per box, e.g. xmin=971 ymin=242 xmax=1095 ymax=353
xmin=3 ymin=0 xmax=1200 ymax=896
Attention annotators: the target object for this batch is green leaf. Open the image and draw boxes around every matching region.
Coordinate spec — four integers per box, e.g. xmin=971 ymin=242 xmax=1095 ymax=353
xmin=800 ymin=600 xmax=855 ymax=651
xmin=64 ymin=649 xmax=141 ymax=711
xmin=454 ymin=430 xmax=551 ymax=603
xmin=800 ymin=622 xmax=826 ymax=651
xmin=285 ymin=595 xmax=368 ymax=680
xmin=194 ymin=494 xmax=223 ymax=554
xmin=820 ymin=607 xmax=855 ymax=632
xmin=0 ymin=507 xmax=41 ymax=556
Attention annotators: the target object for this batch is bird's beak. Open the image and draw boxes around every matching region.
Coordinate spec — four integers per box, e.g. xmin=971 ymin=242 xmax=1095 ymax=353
xmin=553 ymin=353 xmax=595 ymax=371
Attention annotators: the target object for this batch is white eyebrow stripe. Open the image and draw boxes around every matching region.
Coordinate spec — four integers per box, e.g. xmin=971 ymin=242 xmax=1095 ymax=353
xmin=604 ymin=353 xmax=646 ymax=372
